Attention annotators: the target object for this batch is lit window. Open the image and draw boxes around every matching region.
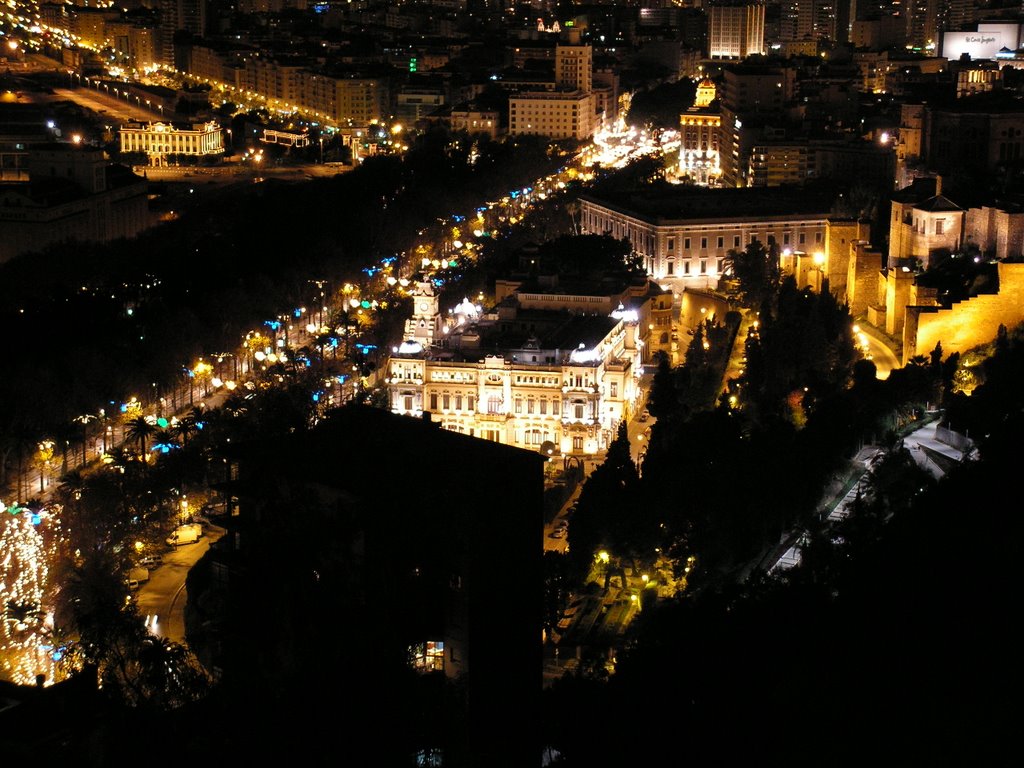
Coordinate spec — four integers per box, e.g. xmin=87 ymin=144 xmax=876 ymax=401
xmin=410 ymin=641 xmax=445 ymax=672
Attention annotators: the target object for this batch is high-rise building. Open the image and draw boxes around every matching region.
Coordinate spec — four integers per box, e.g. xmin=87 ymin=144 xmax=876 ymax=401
xmin=904 ymin=0 xmax=941 ymax=50
xmin=707 ymin=0 xmax=766 ymax=60
xmin=555 ymin=42 xmax=592 ymax=93
xmin=159 ymin=0 xmax=206 ymax=66
xmin=779 ymin=0 xmax=843 ymax=43
xmin=944 ymin=0 xmax=976 ymax=33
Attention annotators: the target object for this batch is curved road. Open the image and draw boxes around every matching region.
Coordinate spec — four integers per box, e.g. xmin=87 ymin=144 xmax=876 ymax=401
xmin=855 ymin=323 xmax=900 ymax=380
xmin=134 ymin=524 xmax=225 ymax=643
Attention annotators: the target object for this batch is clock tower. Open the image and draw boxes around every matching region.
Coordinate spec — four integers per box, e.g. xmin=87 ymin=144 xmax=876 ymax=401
xmin=405 ymin=281 xmax=441 ymax=345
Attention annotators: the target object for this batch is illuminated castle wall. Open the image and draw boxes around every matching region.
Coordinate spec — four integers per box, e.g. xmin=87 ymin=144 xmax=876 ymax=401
xmin=904 ymin=262 xmax=1024 ymax=364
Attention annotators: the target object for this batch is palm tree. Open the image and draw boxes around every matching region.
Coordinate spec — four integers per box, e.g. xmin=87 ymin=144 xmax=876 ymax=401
xmin=172 ymin=413 xmax=197 ymax=447
xmin=151 ymin=430 xmax=178 ymax=455
xmin=131 ymin=635 xmax=212 ymax=710
xmin=124 ymin=416 xmax=156 ymax=455
xmin=56 ymin=469 xmax=87 ymax=503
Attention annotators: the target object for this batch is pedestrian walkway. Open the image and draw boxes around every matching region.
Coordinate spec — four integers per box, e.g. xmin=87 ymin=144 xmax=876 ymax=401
xmin=768 ymin=419 xmax=973 ymax=574
xmin=901 ymin=420 xmax=971 ymax=479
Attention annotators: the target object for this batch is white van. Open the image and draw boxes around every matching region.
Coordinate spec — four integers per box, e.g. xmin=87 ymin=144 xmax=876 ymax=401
xmin=166 ymin=523 xmax=202 ymax=547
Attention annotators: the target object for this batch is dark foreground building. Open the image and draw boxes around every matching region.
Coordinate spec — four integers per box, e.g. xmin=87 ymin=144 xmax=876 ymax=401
xmin=187 ymin=405 xmax=545 ymax=767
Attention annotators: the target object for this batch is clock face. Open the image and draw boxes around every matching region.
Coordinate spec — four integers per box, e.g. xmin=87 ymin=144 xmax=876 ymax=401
xmin=418 ymin=302 xmax=430 ymax=313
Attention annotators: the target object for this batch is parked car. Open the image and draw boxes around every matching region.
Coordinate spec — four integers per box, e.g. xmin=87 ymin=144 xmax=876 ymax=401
xmin=549 ymin=528 xmax=566 ymax=539
xmin=127 ymin=567 xmax=149 ymax=590
xmin=137 ymin=555 xmax=163 ymax=570
xmin=639 ymin=409 xmax=650 ymax=422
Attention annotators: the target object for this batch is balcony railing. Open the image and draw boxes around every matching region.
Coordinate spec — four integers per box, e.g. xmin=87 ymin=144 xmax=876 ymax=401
xmin=476 ymin=411 xmax=511 ymax=422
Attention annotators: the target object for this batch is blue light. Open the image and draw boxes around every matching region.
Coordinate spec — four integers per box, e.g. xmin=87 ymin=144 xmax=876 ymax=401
xmin=265 ymin=320 xmax=282 ymax=331
xmin=294 ymin=308 xmax=302 ymax=318
xmin=120 ymin=404 xmax=128 ymax=413
xmin=330 ymin=338 xmax=339 ymax=348
xmin=312 ymin=392 xmax=321 ymax=402
xmin=31 ymin=514 xmax=41 ymax=526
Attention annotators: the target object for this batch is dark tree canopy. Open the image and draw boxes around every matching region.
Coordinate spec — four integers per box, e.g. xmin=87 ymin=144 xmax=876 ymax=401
xmin=626 ymin=79 xmax=699 ymax=130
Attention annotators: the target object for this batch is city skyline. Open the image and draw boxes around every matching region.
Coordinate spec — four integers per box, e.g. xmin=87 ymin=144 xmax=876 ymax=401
xmin=2 ymin=2 xmax=1024 ymax=765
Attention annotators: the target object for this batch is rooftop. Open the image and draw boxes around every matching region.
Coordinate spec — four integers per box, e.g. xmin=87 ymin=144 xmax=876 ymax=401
xmin=580 ymin=182 xmax=837 ymax=224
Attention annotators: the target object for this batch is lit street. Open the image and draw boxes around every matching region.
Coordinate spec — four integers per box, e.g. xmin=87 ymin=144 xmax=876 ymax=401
xmin=135 ymin=523 xmax=226 ymax=645
xmin=8 ymin=6 xmax=1018 ymax=761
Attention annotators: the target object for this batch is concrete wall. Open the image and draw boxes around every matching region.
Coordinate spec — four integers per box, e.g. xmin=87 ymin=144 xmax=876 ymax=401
xmin=679 ymin=289 xmax=731 ymax=338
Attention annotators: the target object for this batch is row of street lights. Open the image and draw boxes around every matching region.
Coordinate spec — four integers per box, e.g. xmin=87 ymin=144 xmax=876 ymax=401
xmin=68 ymin=70 xmax=165 ymax=117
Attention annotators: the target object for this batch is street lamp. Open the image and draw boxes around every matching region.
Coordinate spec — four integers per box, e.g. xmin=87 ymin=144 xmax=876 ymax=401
xmin=811 ymin=251 xmax=826 ymax=293
xmin=37 ymin=440 xmax=54 ymax=492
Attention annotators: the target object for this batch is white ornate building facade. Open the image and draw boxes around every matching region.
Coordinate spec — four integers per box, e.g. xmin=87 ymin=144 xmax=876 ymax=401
xmin=119 ymin=121 xmax=224 ymax=165
xmin=387 ymin=283 xmax=644 ymax=458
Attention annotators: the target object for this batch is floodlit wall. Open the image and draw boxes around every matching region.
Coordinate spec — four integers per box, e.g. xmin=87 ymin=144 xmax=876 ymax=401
xmin=846 ymin=240 xmax=883 ymax=316
xmin=904 ymin=262 xmax=1024 ymax=363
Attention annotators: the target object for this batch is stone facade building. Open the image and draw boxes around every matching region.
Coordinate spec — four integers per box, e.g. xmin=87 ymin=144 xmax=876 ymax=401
xmin=387 ymin=281 xmax=649 ymax=459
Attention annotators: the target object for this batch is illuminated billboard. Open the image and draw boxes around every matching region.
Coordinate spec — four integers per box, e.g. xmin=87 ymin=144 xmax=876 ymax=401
xmin=978 ymin=23 xmax=1022 ymax=50
xmin=942 ymin=23 xmax=1023 ymax=60
xmin=942 ymin=30 xmax=1003 ymax=61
